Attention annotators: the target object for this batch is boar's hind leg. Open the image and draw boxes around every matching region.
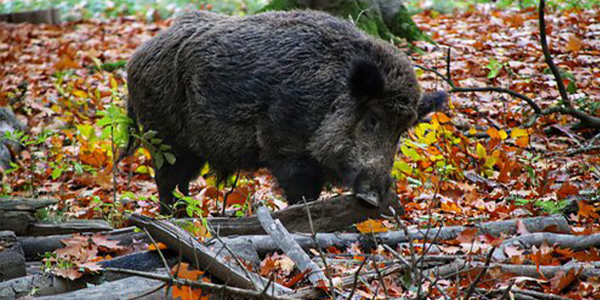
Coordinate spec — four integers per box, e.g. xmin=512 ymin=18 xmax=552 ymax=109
xmin=269 ymin=156 xmax=324 ymax=205
xmin=155 ymin=150 xmax=202 ymax=214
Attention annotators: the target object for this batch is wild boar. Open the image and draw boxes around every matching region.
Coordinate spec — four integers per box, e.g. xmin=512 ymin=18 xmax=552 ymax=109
xmin=126 ymin=10 xmax=447 ymax=213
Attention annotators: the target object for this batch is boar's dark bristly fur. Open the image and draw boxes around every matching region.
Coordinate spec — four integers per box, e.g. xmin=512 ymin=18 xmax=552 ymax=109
xmin=127 ymin=10 xmax=446 ymax=213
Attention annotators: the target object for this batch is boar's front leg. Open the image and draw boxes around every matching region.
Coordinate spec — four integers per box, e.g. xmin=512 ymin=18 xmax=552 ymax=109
xmin=154 ymin=149 xmax=202 ymax=214
xmin=269 ymin=156 xmax=324 ymax=205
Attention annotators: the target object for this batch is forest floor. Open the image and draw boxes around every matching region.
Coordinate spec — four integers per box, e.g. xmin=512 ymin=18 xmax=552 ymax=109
xmin=1 ymin=4 xmax=599 ymax=299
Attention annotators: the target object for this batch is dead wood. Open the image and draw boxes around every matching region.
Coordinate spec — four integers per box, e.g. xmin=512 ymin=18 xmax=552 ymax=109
xmin=0 ymin=231 xmax=26 ymax=281
xmin=212 ymin=214 xmax=569 ymax=257
xmin=0 ymin=197 xmax=58 ymax=235
xmin=128 ymin=214 xmax=291 ymax=295
xmin=27 ymin=219 xmax=113 ymax=236
xmin=104 ymin=267 xmax=297 ymax=300
xmin=426 ymin=259 xmax=600 ymax=279
xmin=187 ymin=193 xmax=398 ymax=236
xmin=32 ymin=275 xmax=165 ymax=300
xmin=493 ymin=232 xmax=600 ymax=260
xmin=0 ymin=274 xmax=87 ymax=299
xmin=256 ymin=206 xmax=327 ymax=285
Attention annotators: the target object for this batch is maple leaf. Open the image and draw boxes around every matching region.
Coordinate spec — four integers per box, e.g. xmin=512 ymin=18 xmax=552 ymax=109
xmin=54 ymin=267 xmax=84 ymax=280
xmin=577 ymin=201 xmax=599 ymax=220
xmin=171 ymin=263 xmax=207 ymax=300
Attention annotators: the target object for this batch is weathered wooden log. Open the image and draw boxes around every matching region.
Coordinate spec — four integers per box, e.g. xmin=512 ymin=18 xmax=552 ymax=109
xmin=19 ymin=227 xmax=146 ymax=260
xmin=183 ymin=194 xmax=398 ymax=236
xmin=99 ymin=250 xmax=179 ymax=281
xmin=0 ymin=197 xmax=57 ymax=235
xmin=33 ymin=276 xmax=165 ymax=300
xmin=27 ymin=219 xmax=113 ymax=236
xmin=129 ymin=214 xmax=291 ymax=295
xmin=210 ymin=214 xmax=570 ymax=257
xmin=0 ymin=274 xmax=86 ymax=300
xmin=0 ymin=231 xmax=26 ymax=281
xmin=0 ymin=9 xmax=60 ymax=25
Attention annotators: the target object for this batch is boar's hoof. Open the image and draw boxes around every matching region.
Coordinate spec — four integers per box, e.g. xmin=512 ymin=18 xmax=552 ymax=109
xmin=356 ymin=192 xmax=380 ymax=208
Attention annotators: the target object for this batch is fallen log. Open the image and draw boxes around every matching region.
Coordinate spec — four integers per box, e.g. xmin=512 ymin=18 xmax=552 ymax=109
xmin=0 ymin=231 xmax=26 ymax=281
xmin=19 ymin=227 xmax=146 ymax=260
xmin=99 ymin=250 xmax=179 ymax=281
xmin=493 ymin=232 xmax=600 ymax=260
xmin=27 ymin=219 xmax=113 ymax=236
xmin=211 ymin=214 xmax=570 ymax=257
xmin=32 ymin=276 xmax=165 ymax=300
xmin=0 ymin=274 xmax=86 ymax=299
xmin=425 ymin=259 xmax=600 ymax=279
xmin=187 ymin=193 xmax=398 ymax=236
xmin=128 ymin=214 xmax=291 ymax=295
xmin=0 ymin=197 xmax=57 ymax=235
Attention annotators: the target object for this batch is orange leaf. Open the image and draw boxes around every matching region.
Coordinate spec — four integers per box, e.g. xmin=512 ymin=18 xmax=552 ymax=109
xmin=577 ymin=201 xmax=599 ymax=220
xmin=549 ymin=268 xmax=578 ymax=293
xmin=283 ymin=269 xmax=310 ymax=288
xmin=487 ymin=127 xmax=500 ymax=139
xmin=171 ymin=263 xmax=207 ymax=300
xmin=355 ymin=219 xmax=388 ymax=233
xmin=148 ymin=242 xmax=168 ymax=251
xmin=432 ymin=112 xmax=451 ymax=123
xmin=515 ymin=136 xmax=529 ymax=148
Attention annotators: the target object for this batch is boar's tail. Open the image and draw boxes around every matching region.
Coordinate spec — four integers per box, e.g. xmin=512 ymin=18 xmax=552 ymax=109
xmin=116 ymin=103 xmax=141 ymax=164
xmin=417 ymin=91 xmax=448 ymax=120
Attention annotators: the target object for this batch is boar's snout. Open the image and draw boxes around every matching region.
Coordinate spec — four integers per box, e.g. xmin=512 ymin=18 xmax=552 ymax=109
xmin=353 ymin=168 xmax=393 ymax=208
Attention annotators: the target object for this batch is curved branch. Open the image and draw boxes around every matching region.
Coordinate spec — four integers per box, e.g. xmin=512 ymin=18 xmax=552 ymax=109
xmin=525 ymin=106 xmax=600 ymax=128
xmin=539 ymin=0 xmax=571 ymax=107
xmin=451 ymin=87 xmax=542 ymax=114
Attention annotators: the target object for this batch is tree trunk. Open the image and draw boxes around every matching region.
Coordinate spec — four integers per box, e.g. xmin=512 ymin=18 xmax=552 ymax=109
xmin=260 ymin=0 xmax=430 ymax=43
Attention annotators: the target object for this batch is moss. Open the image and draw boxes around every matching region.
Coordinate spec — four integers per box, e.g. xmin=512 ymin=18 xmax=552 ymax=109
xmin=259 ymin=0 xmax=428 ymax=44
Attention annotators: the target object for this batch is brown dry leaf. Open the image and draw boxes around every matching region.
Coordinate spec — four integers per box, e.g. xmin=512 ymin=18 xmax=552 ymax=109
xmin=566 ymin=34 xmax=583 ymax=52
xmin=456 ymin=228 xmax=479 ymax=244
xmin=54 ymin=267 xmax=84 ymax=280
xmin=549 ymin=268 xmax=579 ymax=293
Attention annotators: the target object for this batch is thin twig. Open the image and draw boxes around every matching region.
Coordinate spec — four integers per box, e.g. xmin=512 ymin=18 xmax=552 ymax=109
xmin=302 ymin=198 xmax=336 ymax=299
xmin=126 ymin=283 xmax=167 ymax=300
xmin=463 ymin=246 xmax=497 ymax=300
xmin=346 ymin=257 xmax=369 ymax=300
xmin=221 ymin=171 xmax=240 ymax=215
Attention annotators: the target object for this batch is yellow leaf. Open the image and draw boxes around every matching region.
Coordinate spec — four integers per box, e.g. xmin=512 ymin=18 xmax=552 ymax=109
xmin=511 ymin=128 xmax=529 ymax=138
xmin=469 ymin=127 xmax=477 ymax=135
xmin=424 ymin=131 xmax=437 ymax=145
xmin=401 ymin=145 xmax=421 ymax=161
xmin=476 ymin=143 xmax=486 ymax=159
xmin=110 ymin=77 xmax=118 ymax=90
xmin=73 ymin=89 xmax=88 ymax=98
xmin=356 ymin=219 xmax=388 ymax=233
xmin=484 ymin=156 xmax=497 ymax=168
xmin=498 ymin=130 xmax=508 ymax=140
xmin=394 ymin=160 xmax=413 ymax=175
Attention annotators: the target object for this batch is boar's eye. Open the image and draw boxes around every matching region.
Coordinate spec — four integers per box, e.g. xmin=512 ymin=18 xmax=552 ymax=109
xmin=364 ymin=112 xmax=380 ymax=131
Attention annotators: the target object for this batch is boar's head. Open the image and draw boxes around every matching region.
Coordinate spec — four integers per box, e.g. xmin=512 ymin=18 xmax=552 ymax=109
xmin=309 ymin=57 xmax=447 ymax=207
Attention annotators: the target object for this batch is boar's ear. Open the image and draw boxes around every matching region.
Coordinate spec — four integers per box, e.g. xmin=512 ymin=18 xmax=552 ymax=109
xmin=348 ymin=58 xmax=385 ymax=100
